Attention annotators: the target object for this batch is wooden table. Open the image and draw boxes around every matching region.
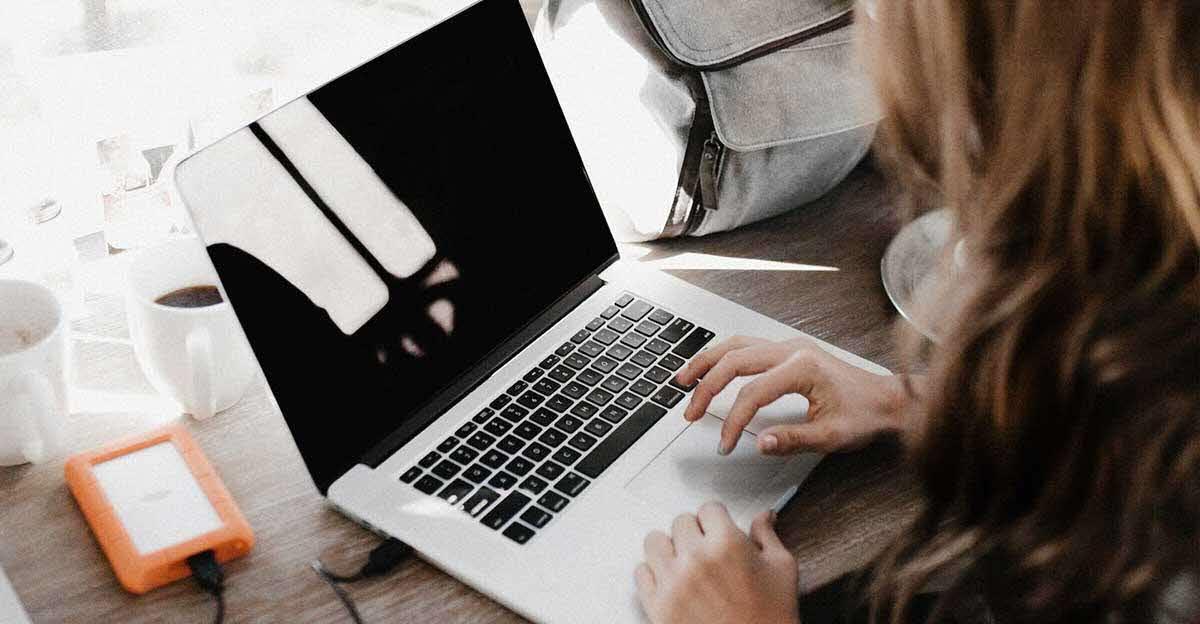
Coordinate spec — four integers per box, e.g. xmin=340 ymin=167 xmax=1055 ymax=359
xmin=0 ymin=160 xmax=921 ymax=622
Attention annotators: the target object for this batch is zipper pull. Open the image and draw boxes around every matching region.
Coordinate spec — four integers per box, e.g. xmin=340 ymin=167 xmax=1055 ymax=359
xmin=699 ymin=132 xmax=723 ymax=212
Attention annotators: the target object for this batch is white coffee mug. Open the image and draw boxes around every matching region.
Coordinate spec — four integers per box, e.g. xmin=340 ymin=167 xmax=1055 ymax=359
xmin=0 ymin=279 xmax=68 ymax=466
xmin=126 ymin=239 xmax=256 ymax=420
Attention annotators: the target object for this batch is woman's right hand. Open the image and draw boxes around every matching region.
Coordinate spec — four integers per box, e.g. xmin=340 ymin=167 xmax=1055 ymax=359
xmin=676 ymin=336 xmax=912 ymax=456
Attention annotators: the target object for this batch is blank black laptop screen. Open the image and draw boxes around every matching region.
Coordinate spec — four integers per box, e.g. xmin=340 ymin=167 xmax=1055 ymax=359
xmin=195 ymin=0 xmax=617 ymax=492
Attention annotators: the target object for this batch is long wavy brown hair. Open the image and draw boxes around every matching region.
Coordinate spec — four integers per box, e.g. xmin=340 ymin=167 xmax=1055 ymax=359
xmin=860 ymin=1 xmax=1200 ymax=622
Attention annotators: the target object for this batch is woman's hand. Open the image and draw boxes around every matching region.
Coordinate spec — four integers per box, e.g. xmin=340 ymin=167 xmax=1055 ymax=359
xmin=635 ymin=503 xmax=800 ymax=624
xmin=676 ymin=336 xmax=911 ymax=456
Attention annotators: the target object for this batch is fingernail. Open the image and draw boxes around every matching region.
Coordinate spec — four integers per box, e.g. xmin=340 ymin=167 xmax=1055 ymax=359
xmin=717 ymin=441 xmax=730 ymax=456
xmin=760 ymin=434 xmax=778 ymax=452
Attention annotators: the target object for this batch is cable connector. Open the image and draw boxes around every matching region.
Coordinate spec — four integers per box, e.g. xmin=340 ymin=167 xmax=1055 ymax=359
xmin=312 ymin=538 xmax=413 ymax=624
xmin=186 ymin=550 xmax=226 ymax=624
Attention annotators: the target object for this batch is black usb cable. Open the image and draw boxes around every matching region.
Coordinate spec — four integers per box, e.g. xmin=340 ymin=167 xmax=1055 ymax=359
xmin=312 ymin=538 xmax=414 ymax=623
xmin=187 ymin=551 xmax=226 ymax=624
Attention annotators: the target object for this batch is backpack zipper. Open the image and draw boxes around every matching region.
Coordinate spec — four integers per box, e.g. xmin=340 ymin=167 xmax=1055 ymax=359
xmin=697 ymin=131 xmax=724 ymax=214
xmin=628 ymin=1 xmax=853 ymax=71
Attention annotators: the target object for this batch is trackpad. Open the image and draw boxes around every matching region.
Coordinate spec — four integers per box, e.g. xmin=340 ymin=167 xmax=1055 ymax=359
xmin=626 ymin=415 xmax=791 ymax=524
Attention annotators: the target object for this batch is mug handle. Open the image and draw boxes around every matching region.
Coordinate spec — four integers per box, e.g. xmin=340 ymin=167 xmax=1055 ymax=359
xmin=8 ymin=371 xmax=56 ymax=463
xmin=186 ymin=328 xmax=216 ymax=420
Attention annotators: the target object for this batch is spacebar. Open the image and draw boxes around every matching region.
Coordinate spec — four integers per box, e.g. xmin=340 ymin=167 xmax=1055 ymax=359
xmin=576 ymin=403 xmax=668 ymax=479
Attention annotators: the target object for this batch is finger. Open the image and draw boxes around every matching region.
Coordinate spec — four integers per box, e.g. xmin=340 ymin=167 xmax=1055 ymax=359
xmin=684 ymin=343 xmax=793 ymax=422
xmin=758 ymin=422 xmax=841 ymax=455
xmin=643 ymin=530 xmax=675 ymax=576
xmin=676 ymin=336 xmax=767 ymax=386
xmin=634 ymin=563 xmax=657 ymax=606
xmin=671 ymin=513 xmax=703 ymax=550
xmin=719 ymin=355 xmax=816 ymax=454
xmin=749 ymin=510 xmax=787 ymax=554
xmin=696 ymin=501 xmax=737 ymax=537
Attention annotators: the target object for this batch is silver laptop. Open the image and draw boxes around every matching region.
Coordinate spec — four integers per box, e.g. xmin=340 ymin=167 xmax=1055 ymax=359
xmin=174 ymin=1 xmax=888 ymax=621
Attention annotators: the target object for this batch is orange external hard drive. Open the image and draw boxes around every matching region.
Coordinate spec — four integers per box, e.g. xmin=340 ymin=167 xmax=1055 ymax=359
xmin=65 ymin=424 xmax=254 ymax=594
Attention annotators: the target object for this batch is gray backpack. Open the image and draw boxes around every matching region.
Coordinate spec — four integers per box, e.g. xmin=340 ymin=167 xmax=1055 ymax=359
xmin=534 ymin=0 xmax=879 ymax=241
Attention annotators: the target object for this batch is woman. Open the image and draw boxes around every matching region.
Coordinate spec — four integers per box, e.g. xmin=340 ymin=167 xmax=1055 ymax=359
xmin=634 ymin=1 xmax=1200 ymax=622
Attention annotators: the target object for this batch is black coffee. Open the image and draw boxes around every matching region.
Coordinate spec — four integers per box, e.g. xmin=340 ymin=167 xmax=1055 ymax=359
xmin=156 ymin=285 xmax=223 ymax=308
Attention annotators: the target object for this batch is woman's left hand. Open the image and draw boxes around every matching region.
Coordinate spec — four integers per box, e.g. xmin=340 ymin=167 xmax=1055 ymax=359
xmin=635 ymin=502 xmax=801 ymax=624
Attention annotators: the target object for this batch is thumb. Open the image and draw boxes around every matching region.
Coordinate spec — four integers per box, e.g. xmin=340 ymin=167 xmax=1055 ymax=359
xmin=757 ymin=422 xmax=838 ymax=455
xmin=749 ymin=510 xmax=786 ymax=554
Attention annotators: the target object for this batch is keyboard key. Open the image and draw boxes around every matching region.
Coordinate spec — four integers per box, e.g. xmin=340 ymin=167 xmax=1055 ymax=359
xmin=439 ymin=479 xmax=474 ymax=505
xmin=607 ymin=317 xmax=634 ymax=333
xmin=658 ymin=318 xmax=695 ymax=343
xmin=456 ymin=423 xmax=477 ymax=437
xmin=531 ymin=408 xmax=558 ymax=427
xmin=507 ymin=381 xmax=529 ymax=396
xmin=586 ymin=388 xmax=614 ymax=406
xmin=570 ymin=329 xmax=591 ymax=344
xmin=651 ymin=387 xmax=685 ymax=408
xmin=569 ymin=402 xmax=598 ymax=420
xmin=635 ymin=321 xmax=659 ymax=337
xmin=555 ymin=473 xmax=591 ymax=497
xmin=546 ymin=394 xmax=573 ymax=413
xmin=480 ymin=449 xmax=509 ymax=469
xmin=520 ymin=475 xmax=549 ymax=495
xmin=631 ymin=379 xmax=657 ymax=397
xmin=592 ymin=356 xmax=618 ymax=373
xmin=514 ymin=421 xmax=543 ymax=440
xmin=500 ymin=405 xmax=529 ymax=422
xmin=576 ymin=403 xmax=668 ymax=478
xmin=554 ymin=415 xmax=584 ymax=433
xmin=631 ymin=350 xmax=657 ymax=368
xmin=533 ymin=378 xmax=561 ymax=396
xmin=549 ymin=365 xmax=575 ymax=383
xmin=488 ymin=471 xmax=518 ymax=490
xmin=578 ymin=341 xmax=605 ymax=358
xmin=585 ymin=420 xmax=613 ymax=437
xmin=621 ymin=301 xmax=653 ymax=321
xmin=521 ymin=507 xmax=553 ymax=529
xmin=600 ymin=305 xmax=620 ymax=319
xmin=484 ymin=418 xmax=513 ymax=437
xmin=517 ymin=392 xmax=545 ymax=409
xmin=481 ymin=492 xmax=532 ymax=530
xmin=451 ymin=446 xmax=480 ymax=464
xmin=522 ymin=442 xmax=551 ymax=462
xmin=463 ymin=487 xmax=501 ymax=517
xmin=658 ymin=354 xmax=686 ymax=371
xmin=539 ymin=492 xmax=569 ymax=512
xmin=562 ymin=381 xmax=588 ymax=399
xmin=536 ymin=461 xmax=566 ymax=481
xmin=400 ymin=466 xmax=422 ymax=483
xmin=555 ymin=343 xmax=575 ymax=357
xmin=565 ymin=353 xmax=591 ymax=370
xmin=576 ymin=369 xmax=603 ymax=386
xmin=649 ymin=309 xmax=674 ymax=325
xmin=523 ymin=368 xmax=545 ymax=383
xmin=539 ymin=428 xmax=568 ymax=447
xmin=616 ymin=392 xmax=642 ymax=410
xmin=621 ymin=332 xmax=648 ymax=349
xmin=599 ymin=406 xmax=629 ymax=423
xmin=432 ymin=460 xmax=462 ymax=480
xmin=541 ymin=354 xmax=562 ymax=369
xmin=602 ymin=376 xmax=629 ymax=393
xmin=615 ymin=294 xmax=634 ymax=307
xmin=593 ymin=329 xmax=619 ymax=345
xmin=586 ymin=317 xmax=605 ymax=332
xmin=499 ymin=435 xmax=526 ymax=454
xmin=419 ymin=452 xmax=441 ymax=468
xmin=645 ymin=339 xmax=671 ymax=356
xmin=464 ymin=464 xmax=492 ymax=484
xmin=473 ymin=408 xmax=495 ymax=424
xmin=644 ymin=366 xmax=671 ymax=384
xmin=672 ymin=327 xmax=716 ymax=358
xmin=503 ymin=523 xmax=536 ymax=544
xmin=568 ymin=432 xmax=598 ymax=451
xmin=437 ymin=437 xmax=459 ymax=453
xmin=506 ymin=456 xmax=534 ymax=476
xmin=616 ymin=363 xmax=642 ymax=380
xmin=669 ymin=377 xmax=698 ymax=392
xmin=490 ymin=395 xmax=512 ymax=410
xmin=552 ymin=447 xmax=582 ymax=465
xmin=607 ymin=344 xmax=633 ymax=360
xmin=414 ymin=475 xmax=444 ymax=495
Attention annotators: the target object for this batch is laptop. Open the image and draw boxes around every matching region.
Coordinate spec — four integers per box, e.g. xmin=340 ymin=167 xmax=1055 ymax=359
xmin=174 ymin=1 xmax=889 ymax=621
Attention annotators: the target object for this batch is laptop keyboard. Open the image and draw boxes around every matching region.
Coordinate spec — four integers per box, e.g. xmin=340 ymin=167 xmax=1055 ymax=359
xmin=397 ymin=294 xmax=714 ymax=545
